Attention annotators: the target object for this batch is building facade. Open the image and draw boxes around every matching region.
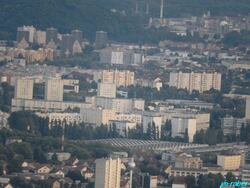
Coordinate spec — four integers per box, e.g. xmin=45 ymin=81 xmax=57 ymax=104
xmin=80 ymin=107 xmax=116 ymax=126
xmin=246 ymin=97 xmax=250 ymax=120
xmin=171 ymin=117 xmax=197 ymax=143
xmin=15 ymin=78 xmax=34 ymax=100
xmin=217 ymin=154 xmax=241 ymax=170
xmin=93 ymin=70 xmax=135 ymax=87
xmin=97 ymin=83 xmax=116 ymax=98
xmin=169 ymin=72 xmax=221 ymax=93
xmin=95 ymin=158 xmax=121 ymax=188
xmin=221 ymin=117 xmax=247 ymax=136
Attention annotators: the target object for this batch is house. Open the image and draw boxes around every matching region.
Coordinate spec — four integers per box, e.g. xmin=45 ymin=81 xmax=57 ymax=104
xmin=47 ymin=179 xmax=61 ymax=188
xmin=164 ymin=165 xmax=172 ymax=174
xmin=51 ymin=166 xmax=70 ymax=178
xmin=65 ymin=157 xmax=79 ymax=167
xmin=3 ymin=184 xmax=13 ymax=188
xmin=0 ymin=177 xmax=13 ymax=188
xmin=35 ymin=164 xmax=51 ymax=174
xmin=81 ymin=167 xmax=94 ymax=180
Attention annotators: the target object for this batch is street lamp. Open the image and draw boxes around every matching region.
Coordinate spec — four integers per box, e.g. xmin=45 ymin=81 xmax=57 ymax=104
xmin=128 ymin=158 xmax=136 ymax=188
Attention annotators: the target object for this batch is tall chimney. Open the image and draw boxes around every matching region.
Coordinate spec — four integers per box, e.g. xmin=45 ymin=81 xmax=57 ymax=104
xmin=160 ymin=0 xmax=164 ymax=20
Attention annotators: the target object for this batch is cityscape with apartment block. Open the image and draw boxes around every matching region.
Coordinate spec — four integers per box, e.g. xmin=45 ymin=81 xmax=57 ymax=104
xmin=0 ymin=0 xmax=250 ymax=188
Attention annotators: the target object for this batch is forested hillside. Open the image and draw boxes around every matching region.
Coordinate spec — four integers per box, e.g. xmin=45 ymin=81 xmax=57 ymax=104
xmin=1 ymin=0 xmax=250 ymax=42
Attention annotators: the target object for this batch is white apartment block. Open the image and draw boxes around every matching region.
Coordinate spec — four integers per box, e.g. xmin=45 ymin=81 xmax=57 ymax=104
xmin=95 ymin=158 xmax=121 ymax=188
xmin=221 ymin=117 xmax=247 ymax=136
xmin=17 ymin=25 xmax=36 ymax=43
xmin=80 ymin=107 xmax=116 ymax=126
xmin=15 ymin=78 xmax=34 ymax=99
xmin=93 ymin=69 xmax=135 ymax=87
xmin=169 ymin=72 xmax=221 ymax=93
xmin=97 ymin=82 xmax=116 ymax=98
xmin=11 ymin=98 xmax=92 ymax=112
xmin=171 ymin=117 xmax=197 ymax=143
xmin=142 ymin=114 xmax=162 ymax=139
xmin=45 ymin=79 xmax=64 ymax=101
xmin=115 ymin=113 xmax=142 ymax=124
xmin=88 ymin=96 xmax=144 ymax=113
xmin=109 ymin=120 xmax=137 ymax=137
xmin=35 ymin=30 xmax=46 ymax=45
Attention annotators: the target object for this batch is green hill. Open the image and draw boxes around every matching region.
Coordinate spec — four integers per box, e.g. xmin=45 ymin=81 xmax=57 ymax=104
xmin=1 ymin=0 xmax=250 ymax=42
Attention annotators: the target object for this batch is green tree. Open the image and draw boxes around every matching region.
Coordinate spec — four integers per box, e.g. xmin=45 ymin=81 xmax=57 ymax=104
xmin=184 ymin=128 xmax=189 ymax=143
xmin=66 ymin=170 xmax=85 ymax=182
xmin=33 ymin=147 xmax=47 ymax=163
xmin=185 ymin=175 xmax=196 ymax=188
xmin=7 ymin=155 xmax=24 ymax=173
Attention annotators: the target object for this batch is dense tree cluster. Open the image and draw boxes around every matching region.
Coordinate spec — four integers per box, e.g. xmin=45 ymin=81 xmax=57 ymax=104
xmin=1 ymin=0 xmax=250 ymax=42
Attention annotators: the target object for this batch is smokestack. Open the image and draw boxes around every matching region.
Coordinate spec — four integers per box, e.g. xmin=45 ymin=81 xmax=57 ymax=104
xmin=160 ymin=0 xmax=164 ymax=20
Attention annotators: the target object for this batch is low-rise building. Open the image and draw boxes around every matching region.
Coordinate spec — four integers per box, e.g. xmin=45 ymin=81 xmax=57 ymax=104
xmin=174 ymin=153 xmax=203 ymax=169
xmin=217 ymin=154 xmax=241 ymax=170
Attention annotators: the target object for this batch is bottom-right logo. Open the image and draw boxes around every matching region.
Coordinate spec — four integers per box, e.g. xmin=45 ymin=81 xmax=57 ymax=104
xmin=220 ymin=181 xmax=248 ymax=188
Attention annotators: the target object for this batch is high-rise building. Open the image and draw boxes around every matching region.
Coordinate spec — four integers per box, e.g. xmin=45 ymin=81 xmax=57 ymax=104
xmin=95 ymin=31 xmax=108 ymax=49
xmin=60 ymin=34 xmax=74 ymax=56
xmin=72 ymin=40 xmax=82 ymax=55
xmin=17 ymin=26 xmax=36 ymax=43
xmin=71 ymin=29 xmax=83 ymax=43
xmin=169 ymin=72 xmax=221 ymax=93
xmin=97 ymin=83 xmax=116 ymax=98
xmin=16 ymin=30 xmax=29 ymax=43
xmin=45 ymin=79 xmax=64 ymax=101
xmin=95 ymin=158 xmax=121 ymax=188
xmin=35 ymin=30 xmax=46 ymax=45
xmin=46 ymin=28 xmax=58 ymax=44
xmin=15 ymin=78 xmax=34 ymax=100
xmin=246 ymin=97 xmax=250 ymax=120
